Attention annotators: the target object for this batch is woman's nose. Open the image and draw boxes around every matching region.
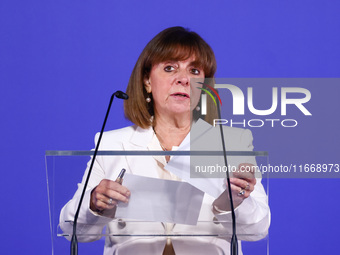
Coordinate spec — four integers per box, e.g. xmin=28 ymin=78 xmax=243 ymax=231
xmin=175 ymin=70 xmax=189 ymax=86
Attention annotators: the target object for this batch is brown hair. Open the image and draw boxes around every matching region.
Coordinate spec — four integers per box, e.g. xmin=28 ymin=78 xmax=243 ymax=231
xmin=124 ymin=26 xmax=218 ymax=128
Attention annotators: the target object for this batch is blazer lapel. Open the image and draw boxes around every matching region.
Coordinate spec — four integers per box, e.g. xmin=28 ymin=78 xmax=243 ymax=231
xmin=122 ymin=126 xmax=159 ymax=179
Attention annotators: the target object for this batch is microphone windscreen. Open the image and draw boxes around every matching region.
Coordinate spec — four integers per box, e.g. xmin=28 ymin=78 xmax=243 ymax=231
xmin=114 ymin=91 xmax=129 ymax=100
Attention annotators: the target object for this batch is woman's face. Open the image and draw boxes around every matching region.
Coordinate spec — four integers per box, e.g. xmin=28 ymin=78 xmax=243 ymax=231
xmin=145 ymin=57 xmax=204 ymax=118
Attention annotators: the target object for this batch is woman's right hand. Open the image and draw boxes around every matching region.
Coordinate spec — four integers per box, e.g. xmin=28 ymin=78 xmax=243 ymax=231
xmin=90 ymin=179 xmax=130 ymax=217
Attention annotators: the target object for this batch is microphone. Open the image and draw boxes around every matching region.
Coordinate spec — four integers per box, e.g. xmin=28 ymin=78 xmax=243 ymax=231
xmin=114 ymin=90 xmax=129 ymax=100
xmin=70 ymin=90 xmax=128 ymax=255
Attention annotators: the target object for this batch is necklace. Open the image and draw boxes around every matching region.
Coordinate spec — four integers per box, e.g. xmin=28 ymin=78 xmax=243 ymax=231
xmin=159 ymin=141 xmax=168 ymax=151
xmin=153 ymin=127 xmax=170 ymax=163
xmin=153 ymin=127 xmax=169 ymax=151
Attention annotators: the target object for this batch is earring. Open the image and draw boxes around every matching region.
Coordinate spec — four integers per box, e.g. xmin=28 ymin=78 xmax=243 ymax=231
xmin=146 ymin=97 xmax=151 ymax=103
xmin=195 ymin=105 xmax=200 ymax=111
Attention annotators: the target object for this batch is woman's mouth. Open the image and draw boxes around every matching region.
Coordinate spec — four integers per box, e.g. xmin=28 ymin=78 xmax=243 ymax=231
xmin=170 ymin=92 xmax=190 ymax=98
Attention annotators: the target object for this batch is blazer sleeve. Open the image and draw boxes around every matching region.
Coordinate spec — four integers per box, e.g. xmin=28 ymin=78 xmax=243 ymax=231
xmin=59 ymin=133 xmax=118 ymax=242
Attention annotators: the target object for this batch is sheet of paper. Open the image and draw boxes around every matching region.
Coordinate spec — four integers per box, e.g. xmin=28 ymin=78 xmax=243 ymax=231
xmin=115 ymin=173 xmax=204 ymax=225
xmin=165 ymin=119 xmax=227 ymax=199
xmin=165 ymin=153 xmax=226 ymax=199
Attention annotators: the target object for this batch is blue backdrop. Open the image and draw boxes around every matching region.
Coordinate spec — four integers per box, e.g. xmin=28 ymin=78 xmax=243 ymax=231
xmin=1 ymin=0 xmax=339 ymax=254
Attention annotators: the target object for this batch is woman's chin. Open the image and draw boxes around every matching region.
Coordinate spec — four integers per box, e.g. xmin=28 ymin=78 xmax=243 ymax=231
xmin=166 ymin=108 xmax=192 ymax=117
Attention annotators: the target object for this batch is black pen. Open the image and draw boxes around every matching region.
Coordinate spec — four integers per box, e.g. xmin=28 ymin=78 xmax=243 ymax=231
xmin=115 ymin=168 xmax=126 ymax=184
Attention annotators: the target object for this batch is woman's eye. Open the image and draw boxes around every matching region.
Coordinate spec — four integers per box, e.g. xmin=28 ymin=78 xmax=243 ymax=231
xmin=191 ymin=68 xmax=201 ymax=75
xmin=164 ymin=66 xmax=175 ymax=72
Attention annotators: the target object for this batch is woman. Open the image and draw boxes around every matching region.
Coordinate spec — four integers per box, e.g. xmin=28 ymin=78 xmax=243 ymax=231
xmin=60 ymin=26 xmax=270 ymax=254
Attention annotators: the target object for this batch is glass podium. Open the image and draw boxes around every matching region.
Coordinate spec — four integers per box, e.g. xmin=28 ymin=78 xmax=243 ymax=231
xmin=45 ymin=150 xmax=269 ymax=254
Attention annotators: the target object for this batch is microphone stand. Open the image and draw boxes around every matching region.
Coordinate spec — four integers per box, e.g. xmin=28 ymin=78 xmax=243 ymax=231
xmin=70 ymin=91 xmax=128 ymax=255
xmin=216 ymin=98 xmax=238 ymax=255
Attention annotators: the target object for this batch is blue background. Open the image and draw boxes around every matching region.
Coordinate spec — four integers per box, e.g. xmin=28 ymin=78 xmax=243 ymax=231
xmin=1 ymin=0 xmax=339 ymax=254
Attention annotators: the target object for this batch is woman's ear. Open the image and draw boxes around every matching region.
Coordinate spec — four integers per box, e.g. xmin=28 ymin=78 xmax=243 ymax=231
xmin=144 ymin=78 xmax=152 ymax=93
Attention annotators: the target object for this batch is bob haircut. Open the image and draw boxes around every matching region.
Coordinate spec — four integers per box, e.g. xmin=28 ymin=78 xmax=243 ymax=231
xmin=124 ymin=26 xmax=218 ymax=128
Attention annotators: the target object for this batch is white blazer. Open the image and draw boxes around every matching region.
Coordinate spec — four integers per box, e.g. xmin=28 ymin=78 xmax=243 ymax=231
xmin=60 ymin=120 xmax=270 ymax=255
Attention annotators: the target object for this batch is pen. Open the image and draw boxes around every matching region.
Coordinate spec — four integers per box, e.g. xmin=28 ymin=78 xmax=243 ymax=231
xmin=115 ymin=168 xmax=126 ymax=184
xmin=115 ymin=169 xmax=127 ymax=229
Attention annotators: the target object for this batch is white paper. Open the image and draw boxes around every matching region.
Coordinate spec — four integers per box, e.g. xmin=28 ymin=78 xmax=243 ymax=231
xmin=115 ymin=173 xmax=204 ymax=225
xmin=165 ymin=152 xmax=226 ymax=199
xmin=165 ymin=119 xmax=226 ymax=199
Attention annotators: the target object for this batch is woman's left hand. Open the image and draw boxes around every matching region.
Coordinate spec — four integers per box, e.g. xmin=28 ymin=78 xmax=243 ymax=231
xmin=213 ymin=163 xmax=256 ymax=213
xmin=230 ymin=163 xmax=256 ymax=201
